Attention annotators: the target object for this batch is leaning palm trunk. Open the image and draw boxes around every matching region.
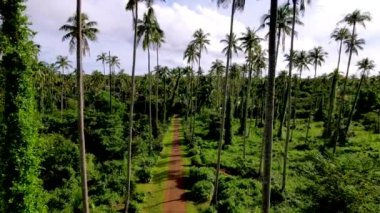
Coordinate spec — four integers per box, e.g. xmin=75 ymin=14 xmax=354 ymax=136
xmin=213 ymin=0 xmax=236 ymax=206
xmin=281 ymin=0 xmax=297 ymax=193
xmin=263 ymin=0 xmax=278 ymax=211
xmin=334 ymin=24 xmax=356 ymax=153
xmin=76 ymin=0 xmax=90 ymax=212
xmin=342 ymin=73 xmax=364 ymax=141
xmin=124 ymin=2 xmax=138 ymax=213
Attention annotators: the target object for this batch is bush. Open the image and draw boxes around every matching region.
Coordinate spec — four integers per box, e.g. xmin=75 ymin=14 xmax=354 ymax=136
xmin=188 ymin=145 xmax=200 ymax=157
xmin=191 ymin=155 xmax=203 ymax=166
xmin=189 ymin=167 xmax=216 ymax=186
xmin=136 ymin=167 xmax=152 ymax=183
xmin=362 ymin=112 xmax=380 ymax=133
xmin=191 ymin=180 xmax=214 ymax=203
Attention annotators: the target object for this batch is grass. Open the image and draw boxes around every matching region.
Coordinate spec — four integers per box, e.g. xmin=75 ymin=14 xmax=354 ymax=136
xmin=137 ymin=117 xmax=199 ymax=213
xmin=136 ymin=120 xmax=174 ymax=213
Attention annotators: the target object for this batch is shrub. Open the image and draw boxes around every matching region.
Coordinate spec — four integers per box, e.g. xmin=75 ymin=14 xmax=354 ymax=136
xmin=136 ymin=168 xmax=152 ymax=183
xmin=191 ymin=155 xmax=203 ymax=166
xmin=191 ymin=180 xmax=214 ymax=203
xmin=189 ymin=167 xmax=216 ymax=186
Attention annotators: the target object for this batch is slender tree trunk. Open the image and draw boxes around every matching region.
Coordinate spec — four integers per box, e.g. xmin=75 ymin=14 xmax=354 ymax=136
xmin=148 ymin=44 xmax=153 ymax=152
xmin=76 ymin=1 xmax=90 ymax=212
xmin=163 ymin=75 xmax=167 ymax=123
xmin=109 ymin=51 xmax=112 ymax=113
xmin=242 ymin=63 xmax=253 ymax=159
xmin=343 ymin=74 xmax=364 ymax=141
xmin=155 ymin=48 xmax=159 ymax=126
xmin=334 ymin=23 xmax=356 ymax=153
xmin=61 ymin=67 xmax=64 ymax=120
xmin=124 ymin=3 xmax=138 ymax=213
xmin=281 ymin=0 xmax=296 ymax=193
xmin=263 ymin=0 xmax=278 ymax=211
xmin=103 ymin=61 xmax=106 ymax=76
xmin=213 ymin=0 xmax=236 ymax=206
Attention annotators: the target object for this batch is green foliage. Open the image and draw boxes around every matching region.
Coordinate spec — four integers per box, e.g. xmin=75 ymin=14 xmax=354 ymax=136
xmin=189 ymin=167 xmax=216 ymax=186
xmin=191 ymin=180 xmax=214 ymax=203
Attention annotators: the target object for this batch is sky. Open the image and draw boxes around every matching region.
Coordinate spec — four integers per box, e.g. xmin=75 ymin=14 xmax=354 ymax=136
xmin=25 ymin=0 xmax=380 ymax=77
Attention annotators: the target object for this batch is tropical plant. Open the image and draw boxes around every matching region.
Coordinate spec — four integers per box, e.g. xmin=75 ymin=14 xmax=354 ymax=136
xmin=55 ymin=55 xmax=72 ymax=118
xmin=59 ymin=13 xmax=98 ymax=56
xmin=96 ymin=52 xmax=107 ymax=75
xmin=221 ymin=32 xmax=241 ymax=59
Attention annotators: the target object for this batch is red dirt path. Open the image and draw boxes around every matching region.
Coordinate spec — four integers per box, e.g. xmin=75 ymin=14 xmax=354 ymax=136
xmin=163 ymin=117 xmax=187 ymax=213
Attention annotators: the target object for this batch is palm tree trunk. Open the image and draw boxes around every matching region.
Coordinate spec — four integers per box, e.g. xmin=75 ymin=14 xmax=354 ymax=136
xmin=263 ymin=0 xmax=278 ymax=211
xmin=109 ymin=51 xmax=112 ymax=113
xmin=163 ymin=75 xmax=167 ymax=123
xmin=242 ymin=63 xmax=253 ymax=159
xmin=343 ymin=74 xmax=364 ymax=141
xmin=324 ymin=70 xmax=338 ymax=137
xmin=61 ymin=67 xmax=64 ymax=120
xmin=103 ymin=61 xmax=106 ymax=76
xmin=124 ymin=2 xmax=138 ymax=213
xmin=76 ymin=0 xmax=89 ymax=212
xmin=213 ymin=0 xmax=236 ymax=206
xmin=334 ymin=23 xmax=356 ymax=153
xmin=155 ymin=48 xmax=159 ymax=126
xmin=148 ymin=44 xmax=153 ymax=152
xmin=281 ymin=0 xmax=296 ymax=193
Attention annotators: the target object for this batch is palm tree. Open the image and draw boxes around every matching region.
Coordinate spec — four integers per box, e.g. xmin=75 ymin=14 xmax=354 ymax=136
xmin=59 ymin=13 xmax=98 ymax=56
xmin=75 ymin=0 xmax=89 ymax=212
xmin=334 ymin=33 xmax=365 ymax=152
xmin=157 ymin=66 xmax=169 ymax=123
xmin=294 ymin=50 xmax=311 ymax=78
xmin=213 ymin=0 xmax=245 ymax=206
xmin=324 ymin=27 xmax=350 ymax=138
xmin=210 ymin=59 xmax=225 ymax=109
xmin=343 ymin=58 xmax=375 ymax=141
xmin=55 ymin=55 xmax=72 ymax=119
xmin=280 ymin=0 xmax=312 ymax=142
xmin=190 ymin=28 xmax=210 ymax=75
xmin=239 ymin=27 xmax=262 ymax=157
xmin=262 ymin=0 xmax=278 ymax=211
xmin=334 ymin=10 xmax=371 ymax=152
xmin=260 ymin=3 xmax=302 ymax=65
xmin=107 ymin=54 xmax=120 ymax=112
xmin=221 ymin=32 xmax=242 ymax=59
xmin=96 ymin=52 xmax=107 ymax=75
xmin=152 ymin=24 xmax=165 ymax=127
xmin=309 ymin=46 xmax=327 ymax=78
xmin=137 ymin=6 xmax=163 ymax=150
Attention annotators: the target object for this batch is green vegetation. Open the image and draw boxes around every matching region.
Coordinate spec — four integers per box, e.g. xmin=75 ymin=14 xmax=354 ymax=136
xmin=0 ymin=0 xmax=380 ymax=212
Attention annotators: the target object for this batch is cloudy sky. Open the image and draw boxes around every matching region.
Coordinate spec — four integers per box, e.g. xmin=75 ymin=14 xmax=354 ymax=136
xmin=26 ymin=0 xmax=380 ymax=77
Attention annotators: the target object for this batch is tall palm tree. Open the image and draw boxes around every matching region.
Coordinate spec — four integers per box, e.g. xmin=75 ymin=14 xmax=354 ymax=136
xmin=280 ymin=0 xmax=312 ymax=143
xmin=213 ymin=0 xmax=245 ymax=206
xmin=343 ymin=58 xmax=375 ymax=141
xmin=137 ymin=6 xmax=162 ymax=151
xmin=210 ymin=59 xmax=225 ymax=109
xmin=334 ymin=10 xmax=371 ymax=152
xmin=107 ymin=54 xmax=120 ymax=112
xmin=190 ymin=28 xmax=210 ymax=75
xmin=334 ymin=33 xmax=365 ymax=152
xmin=239 ymin=27 xmax=262 ymax=157
xmin=96 ymin=52 xmax=107 ymax=75
xmin=152 ymin=24 xmax=165 ymax=126
xmin=324 ymin=27 xmax=350 ymax=138
xmin=309 ymin=46 xmax=327 ymax=78
xmin=55 ymin=55 xmax=72 ymax=119
xmin=75 ymin=0 xmax=89 ymax=212
xmin=260 ymin=3 xmax=302 ymax=65
xmin=59 ymin=13 xmax=98 ymax=56
xmin=157 ymin=66 xmax=169 ymax=123
xmin=262 ymin=0 xmax=278 ymax=211
xmin=294 ymin=50 xmax=311 ymax=78
xmin=221 ymin=32 xmax=241 ymax=59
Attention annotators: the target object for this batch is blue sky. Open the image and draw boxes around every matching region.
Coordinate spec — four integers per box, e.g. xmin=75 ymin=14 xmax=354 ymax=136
xmin=26 ymin=0 xmax=380 ymax=76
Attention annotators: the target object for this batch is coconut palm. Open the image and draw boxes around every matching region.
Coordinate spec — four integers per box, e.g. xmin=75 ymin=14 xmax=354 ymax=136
xmin=213 ymin=0 xmax=246 ymax=206
xmin=262 ymin=0 xmax=278 ymax=211
xmin=323 ymin=27 xmax=350 ymax=138
xmin=55 ymin=56 xmax=72 ymax=119
xmin=152 ymin=25 xmax=165 ymax=126
xmin=210 ymin=59 xmax=225 ymax=109
xmin=96 ymin=52 xmax=107 ymax=75
xmin=309 ymin=46 xmax=327 ymax=78
xmin=294 ymin=50 xmax=311 ymax=78
xmin=260 ymin=3 xmax=302 ymax=65
xmin=334 ymin=33 xmax=365 ymax=152
xmin=59 ymin=13 xmax=98 ymax=56
xmin=221 ymin=32 xmax=242 ymax=59
xmin=343 ymin=58 xmax=375 ymax=141
xmin=137 ymin=6 xmax=162 ymax=152
xmin=190 ymin=28 xmax=210 ymax=75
